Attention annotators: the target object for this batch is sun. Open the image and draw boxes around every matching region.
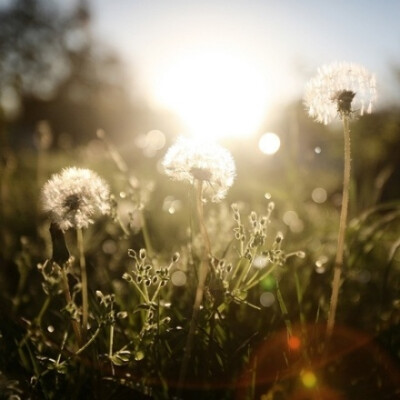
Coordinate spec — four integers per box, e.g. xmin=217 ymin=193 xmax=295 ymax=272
xmin=259 ymin=132 xmax=281 ymax=155
xmin=151 ymin=50 xmax=270 ymax=140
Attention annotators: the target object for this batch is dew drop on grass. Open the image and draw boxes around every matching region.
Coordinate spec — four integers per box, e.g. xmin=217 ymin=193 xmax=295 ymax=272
xmin=47 ymin=325 xmax=54 ymax=333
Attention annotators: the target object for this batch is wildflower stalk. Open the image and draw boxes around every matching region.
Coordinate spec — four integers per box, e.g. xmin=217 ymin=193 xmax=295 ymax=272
xmin=234 ymin=247 xmax=260 ymax=291
xmin=243 ymin=262 xmax=279 ymax=291
xmin=275 ymin=275 xmax=292 ymax=338
xmin=77 ymin=228 xmax=89 ymax=335
xmin=140 ymin=211 xmax=155 ymax=258
xmin=178 ymin=180 xmax=211 ymax=391
xmin=233 ymin=257 xmax=251 ymax=291
xmin=36 ymin=295 xmax=51 ymax=325
xmin=304 ymin=62 xmax=376 ymax=338
xmin=56 ymin=330 xmax=68 ymax=368
xmin=293 ymin=268 xmax=306 ymax=329
xmin=74 ymin=323 xmax=102 ymax=356
xmin=61 ymin=267 xmax=82 ymax=346
xmin=327 ymin=115 xmax=351 ymax=337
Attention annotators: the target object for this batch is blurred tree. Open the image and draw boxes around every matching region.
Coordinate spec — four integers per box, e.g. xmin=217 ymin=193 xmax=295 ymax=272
xmin=0 ymin=0 xmax=139 ymax=147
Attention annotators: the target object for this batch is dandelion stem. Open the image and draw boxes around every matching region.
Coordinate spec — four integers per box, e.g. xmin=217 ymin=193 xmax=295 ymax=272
xmin=61 ymin=266 xmax=82 ymax=346
xmin=109 ymin=303 xmax=115 ymax=376
xmin=178 ymin=180 xmax=211 ymax=392
xmin=77 ymin=228 xmax=89 ymax=336
xmin=195 ymin=180 xmax=212 ymax=255
xmin=327 ymin=115 xmax=351 ymax=337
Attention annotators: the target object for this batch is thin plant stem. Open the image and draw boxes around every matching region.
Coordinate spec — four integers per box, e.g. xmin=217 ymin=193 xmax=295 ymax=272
xmin=294 ymin=268 xmax=306 ymax=330
xmin=116 ymin=214 xmax=130 ymax=236
xmin=327 ymin=115 xmax=351 ymax=338
xmin=77 ymin=228 xmax=89 ymax=336
xmin=233 ymin=257 xmax=251 ymax=291
xmin=195 ymin=180 xmax=212 ymax=255
xmin=36 ymin=296 xmax=51 ymax=325
xmin=275 ymin=275 xmax=292 ymax=338
xmin=250 ymin=356 xmax=258 ymax=400
xmin=141 ymin=211 xmax=155 ymax=258
xmin=74 ymin=324 xmax=102 ymax=356
xmin=178 ymin=180 xmax=211 ymax=392
xmin=109 ymin=303 xmax=115 ymax=376
xmin=56 ymin=330 xmax=68 ymax=370
xmin=61 ymin=267 xmax=82 ymax=346
xmin=243 ymin=262 xmax=279 ymax=291
xmin=18 ymin=296 xmax=52 ymax=351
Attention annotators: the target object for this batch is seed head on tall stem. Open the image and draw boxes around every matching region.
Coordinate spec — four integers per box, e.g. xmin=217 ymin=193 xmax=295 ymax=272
xmin=42 ymin=167 xmax=110 ymax=335
xmin=162 ymin=136 xmax=236 ymax=202
xmin=304 ymin=62 xmax=376 ymax=337
xmin=162 ymin=136 xmax=236 ymax=390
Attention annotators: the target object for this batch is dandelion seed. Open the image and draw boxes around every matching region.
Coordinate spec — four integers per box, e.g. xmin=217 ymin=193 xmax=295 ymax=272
xmin=41 ymin=167 xmax=110 ymax=231
xmin=304 ymin=62 xmax=376 ymax=124
xmin=162 ymin=136 xmax=236 ymax=202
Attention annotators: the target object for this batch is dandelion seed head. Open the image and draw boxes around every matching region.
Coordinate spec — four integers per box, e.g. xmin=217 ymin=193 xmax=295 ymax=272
xmin=162 ymin=136 xmax=236 ymax=202
xmin=41 ymin=167 xmax=110 ymax=231
xmin=304 ymin=62 xmax=377 ymax=124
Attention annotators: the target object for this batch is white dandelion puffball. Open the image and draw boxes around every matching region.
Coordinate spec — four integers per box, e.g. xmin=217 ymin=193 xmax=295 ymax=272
xmin=304 ymin=62 xmax=377 ymax=124
xmin=42 ymin=167 xmax=110 ymax=231
xmin=162 ymin=137 xmax=236 ymax=202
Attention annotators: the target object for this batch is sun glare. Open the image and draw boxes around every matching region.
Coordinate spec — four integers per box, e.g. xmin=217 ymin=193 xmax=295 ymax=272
xmin=259 ymin=132 xmax=281 ymax=155
xmin=152 ymin=51 xmax=269 ymax=140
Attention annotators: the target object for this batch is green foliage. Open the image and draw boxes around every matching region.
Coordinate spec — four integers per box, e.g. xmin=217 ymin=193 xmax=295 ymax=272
xmin=0 ymin=108 xmax=399 ymax=399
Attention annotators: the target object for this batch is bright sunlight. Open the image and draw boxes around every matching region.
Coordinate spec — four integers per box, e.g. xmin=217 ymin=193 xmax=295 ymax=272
xmin=259 ymin=132 xmax=281 ymax=155
xmin=152 ymin=50 xmax=270 ymax=140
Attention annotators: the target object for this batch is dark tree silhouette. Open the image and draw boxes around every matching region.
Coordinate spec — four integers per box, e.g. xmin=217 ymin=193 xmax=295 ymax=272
xmin=0 ymin=0 xmax=137 ymax=147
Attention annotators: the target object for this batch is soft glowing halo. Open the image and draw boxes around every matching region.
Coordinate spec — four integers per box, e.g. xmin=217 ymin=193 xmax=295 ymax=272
xmin=301 ymin=371 xmax=317 ymax=388
xmin=152 ymin=50 xmax=269 ymax=140
xmin=258 ymin=132 xmax=281 ymax=155
xmin=312 ymin=187 xmax=327 ymax=203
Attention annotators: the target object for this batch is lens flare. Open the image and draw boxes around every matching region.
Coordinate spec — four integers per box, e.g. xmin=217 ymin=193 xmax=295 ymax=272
xmin=301 ymin=370 xmax=317 ymax=388
xmin=259 ymin=132 xmax=281 ymax=155
xmin=288 ymin=335 xmax=301 ymax=351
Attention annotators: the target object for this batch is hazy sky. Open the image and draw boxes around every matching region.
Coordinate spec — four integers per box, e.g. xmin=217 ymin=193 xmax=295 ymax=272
xmin=91 ymin=0 xmax=400 ymax=106
xmin=2 ymin=0 xmax=396 ymax=138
